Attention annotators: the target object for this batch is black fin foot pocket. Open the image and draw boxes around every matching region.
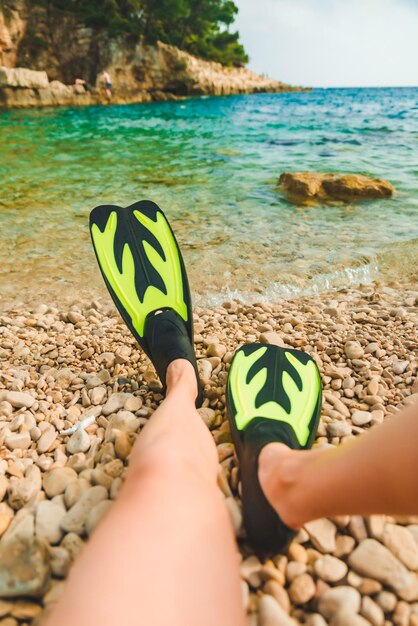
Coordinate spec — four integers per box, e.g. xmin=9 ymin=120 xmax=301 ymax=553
xmin=145 ymin=309 xmax=203 ymax=407
xmin=226 ymin=343 xmax=322 ymax=554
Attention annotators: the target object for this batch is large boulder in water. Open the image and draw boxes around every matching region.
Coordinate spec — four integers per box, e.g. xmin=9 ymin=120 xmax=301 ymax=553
xmin=279 ymin=172 xmax=395 ymax=202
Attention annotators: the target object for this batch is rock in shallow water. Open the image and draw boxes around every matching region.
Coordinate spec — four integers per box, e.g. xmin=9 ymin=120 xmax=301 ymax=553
xmin=279 ymin=172 xmax=395 ymax=202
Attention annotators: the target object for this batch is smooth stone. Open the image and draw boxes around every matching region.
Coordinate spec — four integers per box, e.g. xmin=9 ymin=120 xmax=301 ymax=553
xmin=314 ymin=555 xmax=348 ymax=582
xmin=90 ymin=387 xmax=106 ymax=405
xmin=344 ymin=341 xmax=364 ymax=359
xmin=351 ymin=410 xmax=372 ymax=426
xmin=360 ymin=596 xmax=384 ymax=626
xmin=108 ymin=411 xmax=139 ymax=433
xmin=66 ymin=429 xmax=91 ymax=454
xmin=382 ymin=523 xmax=418 ymax=570
xmin=124 ymin=396 xmax=143 ymax=412
xmin=318 ymin=586 xmax=361 ymax=619
xmin=43 ymin=467 xmax=78 ymax=498
xmin=5 ymin=432 xmax=31 ymax=451
xmin=327 ymin=421 xmax=352 ymax=437
xmin=60 ymin=486 xmax=108 ymax=535
xmin=197 ymin=407 xmax=216 ymax=428
xmin=102 ymin=393 xmax=130 ymax=416
xmin=288 ymin=573 xmax=316 ymax=604
xmin=305 ymin=615 xmax=327 ymax=626
xmin=305 ymin=518 xmax=337 ymax=553
xmin=35 ymin=500 xmax=65 ymax=545
xmin=7 ymin=466 xmax=41 ymax=510
xmin=258 ymin=594 xmax=297 ymax=626
xmin=375 ymin=591 xmax=397 ymax=612
xmin=263 ymin=581 xmax=290 ymax=613
xmin=224 ymin=497 xmax=242 ymax=536
xmin=0 ymin=503 xmax=14 ymax=537
xmin=61 ymin=532 xmax=85 ymax=561
xmin=259 ymin=332 xmax=286 ymax=347
xmin=330 ymin=611 xmax=371 ymax=626
xmin=0 ymin=538 xmax=50 ymax=598
xmin=349 ymin=538 xmax=418 ymax=599
xmin=37 ymin=428 xmax=57 ymax=453
xmin=86 ymin=500 xmax=112 ymax=536
xmin=49 ymin=546 xmax=71 ymax=578
xmin=206 ymin=343 xmax=227 ymax=358
xmin=393 ymin=360 xmax=409 ymax=375
xmin=5 ymin=392 xmax=35 ymax=409
xmin=10 ymin=601 xmax=42 ymax=620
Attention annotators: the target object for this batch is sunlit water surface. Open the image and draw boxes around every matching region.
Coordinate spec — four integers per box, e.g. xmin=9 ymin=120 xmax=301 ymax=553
xmin=1 ymin=87 xmax=418 ymax=308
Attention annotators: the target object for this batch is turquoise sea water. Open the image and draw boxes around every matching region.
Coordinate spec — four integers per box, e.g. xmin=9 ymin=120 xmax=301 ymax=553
xmin=1 ymin=87 xmax=418 ymax=308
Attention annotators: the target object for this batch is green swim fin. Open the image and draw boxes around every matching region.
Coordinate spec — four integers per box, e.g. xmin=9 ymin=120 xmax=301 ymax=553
xmin=89 ymin=200 xmax=202 ymax=406
xmin=226 ymin=343 xmax=322 ymax=554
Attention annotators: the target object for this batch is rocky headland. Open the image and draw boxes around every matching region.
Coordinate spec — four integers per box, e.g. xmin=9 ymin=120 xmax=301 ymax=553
xmin=0 ymin=282 xmax=417 ymax=624
xmin=0 ymin=1 xmax=305 ymax=109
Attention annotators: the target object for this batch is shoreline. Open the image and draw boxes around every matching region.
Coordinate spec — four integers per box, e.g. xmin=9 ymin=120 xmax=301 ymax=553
xmin=0 ymin=42 xmax=307 ymax=111
xmin=1 ymin=281 xmax=417 ymax=622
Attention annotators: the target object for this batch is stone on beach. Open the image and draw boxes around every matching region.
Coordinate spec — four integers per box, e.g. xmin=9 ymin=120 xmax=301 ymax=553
xmin=318 ymin=586 xmax=361 ymax=619
xmin=349 ymin=539 xmax=418 ymax=599
xmin=5 ymin=391 xmax=35 ymax=409
xmin=43 ymin=468 xmax=78 ymax=498
xmin=258 ymin=594 xmax=297 ymax=626
xmin=1 ymin=283 xmax=418 ymax=623
xmin=313 ymin=555 xmax=348 ymax=582
xmin=279 ymin=172 xmax=395 ymax=202
xmin=60 ymin=486 xmax=108 ymax=535
xmin=0 ymin=538 xmax=50 ymax=598
xmin=66 ymin=428 xmax=91 ymax=454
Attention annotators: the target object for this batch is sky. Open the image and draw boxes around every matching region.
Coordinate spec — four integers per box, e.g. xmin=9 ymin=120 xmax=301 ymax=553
xmin=234 ymin=0 xmax=418 ymax=87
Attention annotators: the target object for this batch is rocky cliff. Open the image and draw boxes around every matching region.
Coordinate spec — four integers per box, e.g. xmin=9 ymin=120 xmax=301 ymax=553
xmin=0 ymin=0 xmax=306 ymax=109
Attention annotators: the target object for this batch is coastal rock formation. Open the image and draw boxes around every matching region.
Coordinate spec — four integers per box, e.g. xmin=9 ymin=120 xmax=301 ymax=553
xmin=0 ymin=2 xmax=305 ymax=109
xmin=279 ymin=172 xmax=395 ymax=202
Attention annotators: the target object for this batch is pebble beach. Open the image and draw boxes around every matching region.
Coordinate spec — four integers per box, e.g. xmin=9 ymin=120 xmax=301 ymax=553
xmin=1 ymin=280 xmax=418 ymax=625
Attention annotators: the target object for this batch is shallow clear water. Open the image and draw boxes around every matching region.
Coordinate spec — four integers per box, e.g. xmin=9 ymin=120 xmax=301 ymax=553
xmin=1 ymin=87 xmax=418 ymax=308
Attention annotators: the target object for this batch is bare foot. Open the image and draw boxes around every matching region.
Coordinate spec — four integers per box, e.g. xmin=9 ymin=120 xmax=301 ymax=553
xmin=258 ymin=442 xmax=324 ymax=529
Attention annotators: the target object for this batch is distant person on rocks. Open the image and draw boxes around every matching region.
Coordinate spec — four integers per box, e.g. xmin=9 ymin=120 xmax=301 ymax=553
xmin=75 ymin=78 xmax=92 ymax=93
xmin=100 ymin=70 xmax=112 ymax=101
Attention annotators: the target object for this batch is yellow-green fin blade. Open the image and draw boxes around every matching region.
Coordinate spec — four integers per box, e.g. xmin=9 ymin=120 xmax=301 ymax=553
xmin=89 ymin=200 xmax=193 ymax=359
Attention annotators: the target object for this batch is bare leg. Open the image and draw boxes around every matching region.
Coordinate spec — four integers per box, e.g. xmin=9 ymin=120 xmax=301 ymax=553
xmin=46 ymin=360 xmax=245 ymax=626
xmin=258 ymin=402 xmax=418 ymax=528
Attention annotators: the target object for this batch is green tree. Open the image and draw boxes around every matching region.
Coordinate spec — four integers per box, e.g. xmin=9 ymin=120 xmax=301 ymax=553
xmin=27 ymin=0 xmax=248 ymax=65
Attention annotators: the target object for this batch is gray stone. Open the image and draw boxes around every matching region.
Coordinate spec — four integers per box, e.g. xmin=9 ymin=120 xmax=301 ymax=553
xmin=318 ymin=586 xmax=361 ymax=619
xmin=344 ymin=341 xmax=364 ymax=359
xmin=305 ymin=518 xmax=337 ymax=553
xmin=351 ymin=410 xmax=372 ymax=426
xmin=313 ymin=555 xmax=348 ymax=582
xmin=0 ymin=538 xmax=50 ymax=598
xmin=382 ymin=523 xmax=418 ymax=570
xmin=37 ymin=427 xmax=57 ymax=453
xmin=349 ymin=538 xmax=418 ymax=600
xmin=60 ymin=486 xmax=108 ymax=535
xmin=86 ymin=500 xmax=112 ymax=536
xmin=258 ymin=594 xmax=297 ymax=626
xmin=43 ymin=467 xmax=78 ymax=498
xmin=327 ymin=421 xmax=352 ymax=437
xmin=66 ymin=429 xmax=91 ymax=454
xmin=35 ymin=500 xmax=65 ymax=545
xmin=5 ymin=391 xmax=35 ymax=409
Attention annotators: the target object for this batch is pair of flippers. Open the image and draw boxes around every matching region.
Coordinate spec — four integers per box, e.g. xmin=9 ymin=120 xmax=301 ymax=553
xmin=90 ymin=200 xmax=322 ymax=554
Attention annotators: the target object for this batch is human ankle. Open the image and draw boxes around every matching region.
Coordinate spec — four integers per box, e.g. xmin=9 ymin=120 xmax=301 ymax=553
xmin=258 ymin=443 xmax=310 ymax=530
xmin=166 ymin=359 xmax=197 ymax=400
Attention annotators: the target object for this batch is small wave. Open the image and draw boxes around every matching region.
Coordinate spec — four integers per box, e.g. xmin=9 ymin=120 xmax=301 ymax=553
xmin=203 ymin=262 xmax=379 ymax=306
